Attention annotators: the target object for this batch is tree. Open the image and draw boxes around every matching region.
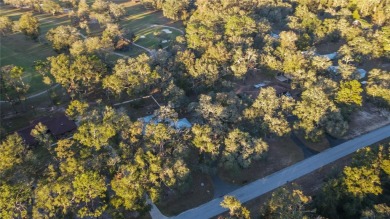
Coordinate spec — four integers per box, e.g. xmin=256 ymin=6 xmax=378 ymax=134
xmin=0 ymin=133 xmax=26 ymax=173
xmin=191 ymin=124 xmax=220 ymax=158
xmin=336 ymin=80 xmax=363 ymax=107
xmin=72 ymin=171 xmax=107 ymax=217
xmin=293 ymin=87 xmax=348 ymax=140
xmin=0 ymin=183 xmax=31 ymax=219
xmin=366 ymin=69 xmax=390 ymax=108
xmin=33 ymin=177 xmax=73 ymax=218
xmin=41 ymin=0 xmax=62 ymax=16
xmin=343 ymin=166 xmax=382 ymax=197
xmin=77 ymin=0 xmax=90 ymax=22
xmin=17 ymin=12 xmax=39 ymax=40
xmin=103 ymin=54 xmax=160 ymax=96
xmin=220 ymin=196 xmax=250 ymax=219
xmin=221 ymin=129 xmax=268 ymax=171
xmin=225 ymin=15 xmax=256 ymax=45
xmin=73 ymin=121 xmax=116 ymax=151
xmin=162 ymin=0 xmax=191 ymax=21
xmin=101 ymin=23 xmax=123 ymax=48
xmin=108 ymin=2 xmax=126 ymax=21
xmin=315 ymin=144 xmax=390 ymax=219
xmin=66 ymin=100 xmax=89 ymax=120
xmin=261 ymin=186 xmax=311 ymax=219
xmin=46 ymin=25 xmax=80 ymax=51
xmin=140 ymin=0 xmax=164 ymax=10
xmin=110 ymin=149 xmax=160 ymax=212
xmin=91 ymin=0 xmax=109 ymax=13
xmin=244 ymin=87 xmax=294 ymax=137
xmin=0 ymin=16 xmax=14 ymax=36
xmin=30 ymin=122 xmax=53 ymax=151
xmin=163 ymin=80 xmax=188 ymax=108
xmin=195 ymin=92 xmax=242 ymax=131
xmin=0 ymin=65 xmax=30 ymax=102
xmin=48 ymin=54 xmax=107 ymax=96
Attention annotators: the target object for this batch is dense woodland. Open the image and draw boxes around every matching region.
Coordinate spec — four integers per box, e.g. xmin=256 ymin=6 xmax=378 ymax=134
xmin=1 ymin=0 xmax=390 ymax=218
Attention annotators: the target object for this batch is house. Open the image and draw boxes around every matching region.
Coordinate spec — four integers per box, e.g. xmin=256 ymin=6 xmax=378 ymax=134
xmin=17 ymin=113 xmax=77 ymax=146
xmin=267 ymin=84 xmax=289 ymax=97
xmin=139 ymin=115 xmax=192 ymax=132
xmin=356 ymin=69 xmax=367 ymax=79
xmin=327 ymin=66 xmax=367 ymax=79
xmin=318 ymin=52 xmax=338 ymax=60
xmin=270 ymin=32 xmax=280 ymax=39
xmin=253 ymin=81 xmax=270 ymax=89
xmin=275 ymin=73 xmax=293 ymax=83
xmin=328 ymin=66 xmax=339 ymax=74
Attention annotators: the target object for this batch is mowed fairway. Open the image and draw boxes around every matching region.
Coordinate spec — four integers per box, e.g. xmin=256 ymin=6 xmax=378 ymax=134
xmin=0 ymin=5 xmax=71 ymax=98
xmin=115 ymin=1 xmax=184 ymax=56
xmin=0 ymin=2 xmax=184 ymax=97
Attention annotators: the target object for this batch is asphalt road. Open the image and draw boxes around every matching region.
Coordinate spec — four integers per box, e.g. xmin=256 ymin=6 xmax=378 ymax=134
xmin=169 ymin=124 xmax=390 ymax=219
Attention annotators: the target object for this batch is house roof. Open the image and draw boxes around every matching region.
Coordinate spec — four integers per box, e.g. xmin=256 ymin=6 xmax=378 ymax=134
xmin=17 ymin=126 xmax=37 ymax=146
xmin=44 ymin=114 xmax=77 ymax=136
xmin=275 ymin=75 xmax=289 ymax=82
xmin=16 ymin=113 xmax=77 ymax=145
xmin=356 ymin=69 xmax=367 ymax=79
xmin=139 ymin=116 xmax=192 ymax=131
xmin=267 ymin=84 xmax=289 ymax=95
xmin=318 ymin=52 xmax=338 ymax=60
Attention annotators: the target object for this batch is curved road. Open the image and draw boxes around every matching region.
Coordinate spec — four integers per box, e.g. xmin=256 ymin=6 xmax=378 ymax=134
xmin=156 ymin=124 xmax=390 ymax=219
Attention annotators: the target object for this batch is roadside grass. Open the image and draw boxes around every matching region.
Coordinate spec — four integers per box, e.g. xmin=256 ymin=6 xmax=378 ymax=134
xmin=156 ymin=172 xmax=214 ymax=216
xmin=295 ymin=131 xmax=330 ymax=152
xmin=229 ymin=137 xmax=390 ymax=219
xmin=219 ymin=137 xmax=305 ymax=184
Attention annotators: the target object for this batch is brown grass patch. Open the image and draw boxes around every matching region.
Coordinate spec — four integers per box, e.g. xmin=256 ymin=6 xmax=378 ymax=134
xmin=156 ymin=172 xmax=214 ymax=216
xmin=219 ymin=137 xmax=304 ymax=184
xmin=295 ymin=132 xmax=330 ymax=152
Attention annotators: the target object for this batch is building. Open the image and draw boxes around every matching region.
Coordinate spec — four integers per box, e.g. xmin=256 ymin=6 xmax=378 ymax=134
xmin=17 ymin=113 xmax=77 ymax=146
xmin=139 ymin=115 xmax=192 ymax=132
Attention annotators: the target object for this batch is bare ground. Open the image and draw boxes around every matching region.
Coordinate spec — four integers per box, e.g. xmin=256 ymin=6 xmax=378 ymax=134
xmin=156 ymin=172 xmax=214 ymax=216
xmin=344 ymin=103 xmax=390 ymax=139
xmin=218 ymin=137 xmax=304 ymax=185
xmin=295 ymin=131 xmax=330 ymax=152
xmin=216 ymin=137 xmax=390 ymax=219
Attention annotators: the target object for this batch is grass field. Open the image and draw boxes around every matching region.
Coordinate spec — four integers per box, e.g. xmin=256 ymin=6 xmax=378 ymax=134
xmin=0 ymin=5 xmax=70 ymax=99
xmin=134 ymin=26 xmax=182 ymax=49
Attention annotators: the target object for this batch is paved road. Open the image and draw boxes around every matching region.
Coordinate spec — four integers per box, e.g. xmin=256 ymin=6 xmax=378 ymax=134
xmin=168 ymin=125 xmax=390 ymax=219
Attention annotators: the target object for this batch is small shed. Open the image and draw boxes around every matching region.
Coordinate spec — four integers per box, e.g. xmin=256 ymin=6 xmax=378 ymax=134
xmin=328 ymin=66 xmax=340 ymax=74
xmin=173 ymin=118 xmax=192 ymax=129
xmin=267 ymin=84 xmax=289 ymax=97
xmin=270 ymin=32 xmax=280 ymax=39
xmin=275 ymin=75 xmax=289 ymax=82
xmin=319 ymin=52 xmax=338 ymax=60
xmin=356 ymin=69 xmax=367 ymax=79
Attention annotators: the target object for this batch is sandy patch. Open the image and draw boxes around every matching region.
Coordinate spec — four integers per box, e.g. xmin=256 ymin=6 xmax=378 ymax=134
xmin=344 ymin=104 xmax=390 ymax=139
xmin=162 ymin=29 xmax=172 ymax=34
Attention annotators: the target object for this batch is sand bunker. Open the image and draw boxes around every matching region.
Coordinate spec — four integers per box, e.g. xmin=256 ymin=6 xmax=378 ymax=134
xmin=162 ymin=29 xmax=172 ymax=34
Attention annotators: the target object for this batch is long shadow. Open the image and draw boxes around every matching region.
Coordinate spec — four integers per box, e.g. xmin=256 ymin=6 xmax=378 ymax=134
xmin=290 ymin=133 xmax=319 ymax=158
xmin=325 ymin=133 xmax=347 ymax=147
xmin=211 ymin=175 xmax=240 ymax=198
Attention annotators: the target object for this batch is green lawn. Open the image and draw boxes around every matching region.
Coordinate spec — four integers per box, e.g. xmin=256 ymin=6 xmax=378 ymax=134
xmin=0 ymin=5 xmax=71 ymax=99
xmin=0 ymin=2 xmax=183 ymax=99
xmin=134 ymin=26 xmax=182 ymax=50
